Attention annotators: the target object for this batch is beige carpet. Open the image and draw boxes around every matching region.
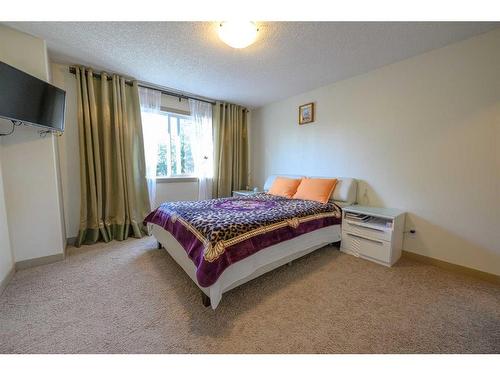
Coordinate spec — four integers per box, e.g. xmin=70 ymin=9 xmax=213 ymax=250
xmin=0 ymin=237 xmax=498 ymax=353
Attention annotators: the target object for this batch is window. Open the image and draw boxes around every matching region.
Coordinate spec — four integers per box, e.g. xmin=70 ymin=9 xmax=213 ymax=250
xmin=142 ymin=111 xmax=196 ymax=178
xmin=156 ymin=112 xmax=195 ymax=177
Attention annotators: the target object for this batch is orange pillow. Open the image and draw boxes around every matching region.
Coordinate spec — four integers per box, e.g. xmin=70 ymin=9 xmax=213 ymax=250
xmin=268 ymin=177 xmax=302 ymax=198
xmin=293 ymin=178 xmax=338 ymax=204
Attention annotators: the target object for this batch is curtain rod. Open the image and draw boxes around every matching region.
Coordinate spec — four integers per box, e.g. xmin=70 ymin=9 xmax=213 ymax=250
xmin=68 ymin=66 xmax=216 ymax=105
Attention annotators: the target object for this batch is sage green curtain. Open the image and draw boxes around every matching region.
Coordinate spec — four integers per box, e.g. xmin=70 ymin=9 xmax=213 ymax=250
xmin=75 ymin=67 xmax=151 ymax=246
xmin=212 ymin=101 xmax=249 ymax=198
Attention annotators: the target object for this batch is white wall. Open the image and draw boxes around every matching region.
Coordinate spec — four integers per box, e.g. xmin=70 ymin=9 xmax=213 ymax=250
xmin=0 ymin=25 xmax=66 ymax=262
xmin=52 ymin=63 xmax=199 ymax=238
xmin=250 ymin=29 xmax=500 ymax=276
xmin=51 ymin=63 xmax=81 ymax=240
xmin=155 ymin=180 xmax=198 ymax=208
xmin=0 ymin=154 xmax=14 ymax=287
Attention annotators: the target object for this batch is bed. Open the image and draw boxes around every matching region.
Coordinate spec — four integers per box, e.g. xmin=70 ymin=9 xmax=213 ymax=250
xmin=145 ymin=175 xmax=357 ymax=309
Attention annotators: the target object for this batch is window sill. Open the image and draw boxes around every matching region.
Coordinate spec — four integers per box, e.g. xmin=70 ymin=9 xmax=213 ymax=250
xmin=156 ymin=176 xmax=199 ymax=183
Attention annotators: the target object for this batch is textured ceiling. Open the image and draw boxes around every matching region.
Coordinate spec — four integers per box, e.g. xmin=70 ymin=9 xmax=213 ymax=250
xmin=3 ymin=22 xmax=499 ymax=108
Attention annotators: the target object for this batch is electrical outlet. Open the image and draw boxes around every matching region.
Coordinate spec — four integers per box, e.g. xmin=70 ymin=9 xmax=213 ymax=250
xmin=405 ymin=229 xmax=417 ymax=238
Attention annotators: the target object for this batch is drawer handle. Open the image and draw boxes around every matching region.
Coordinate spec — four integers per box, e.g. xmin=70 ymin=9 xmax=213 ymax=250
xmin=347 ymin=233 xmax=384 ymax=245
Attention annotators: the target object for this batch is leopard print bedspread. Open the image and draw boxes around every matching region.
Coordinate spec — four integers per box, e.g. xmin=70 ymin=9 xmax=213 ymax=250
xmin=144 ymin=193 xmax=342 ymax=287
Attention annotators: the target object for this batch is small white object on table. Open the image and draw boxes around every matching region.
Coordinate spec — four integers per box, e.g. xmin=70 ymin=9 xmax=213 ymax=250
xmin=232 ymin=190 xmax=261 ymax=197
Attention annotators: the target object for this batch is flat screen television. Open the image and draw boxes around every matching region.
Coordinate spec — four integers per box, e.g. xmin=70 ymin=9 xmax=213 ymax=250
xmin=0 ymin=61 xmax=66 ymax=132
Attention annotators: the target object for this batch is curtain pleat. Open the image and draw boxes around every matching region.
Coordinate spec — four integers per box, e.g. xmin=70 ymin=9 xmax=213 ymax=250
xmin=138 ymin=87 xmax=162 ymax=210
xmin=75 ymin=67 xmax=151 ymax=247
xmin=189 ymin=99 xmax=214 ymax=200
xmin=212 ymin=102 xmax=248 ymax=198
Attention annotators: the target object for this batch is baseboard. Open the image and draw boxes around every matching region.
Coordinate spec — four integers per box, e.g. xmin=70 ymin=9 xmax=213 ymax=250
xmin=15 ymin=253 xmax=65 ymax=271
xmin=0 ymin=267 xmax=15 ymax=296
xmin=402 ymin=251 xmax=500 ymax=284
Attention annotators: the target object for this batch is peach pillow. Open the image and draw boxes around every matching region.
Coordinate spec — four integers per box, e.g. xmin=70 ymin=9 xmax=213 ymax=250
xmin=293 ymin=178 xmax=338 ymax=204
xmin=268 ymin=177 xmax=302 ymax=198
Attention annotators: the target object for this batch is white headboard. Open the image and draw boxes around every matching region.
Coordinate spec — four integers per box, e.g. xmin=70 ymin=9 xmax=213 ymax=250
xmin=263 ymin=174 xmax=357 ymax=207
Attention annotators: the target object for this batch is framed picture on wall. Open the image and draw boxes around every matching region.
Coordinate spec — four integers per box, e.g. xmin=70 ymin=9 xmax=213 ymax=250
xmin=299 ymin=102 xmax=314 ymax=125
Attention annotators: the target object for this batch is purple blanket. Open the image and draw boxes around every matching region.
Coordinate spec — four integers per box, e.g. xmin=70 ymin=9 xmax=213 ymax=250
xmin=144 ymin=193 xmax=342 ymax=287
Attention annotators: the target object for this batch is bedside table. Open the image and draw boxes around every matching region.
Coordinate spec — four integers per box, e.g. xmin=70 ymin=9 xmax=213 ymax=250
xmin=341 ymin=205 xmax=405 ymax=267
xmin=232 ymin=190 xmax=261 ymax=197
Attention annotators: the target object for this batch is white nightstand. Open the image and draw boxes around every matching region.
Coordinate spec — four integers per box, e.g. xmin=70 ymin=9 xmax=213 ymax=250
xmin=341 ymin=205 xmax=405 ymax=267
xmin=232 ymin=190 xmax=261 ymax=197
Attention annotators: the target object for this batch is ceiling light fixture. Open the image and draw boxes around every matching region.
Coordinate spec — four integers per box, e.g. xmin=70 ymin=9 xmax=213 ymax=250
xmin=217 ymin=21 xmax=259 ymax=49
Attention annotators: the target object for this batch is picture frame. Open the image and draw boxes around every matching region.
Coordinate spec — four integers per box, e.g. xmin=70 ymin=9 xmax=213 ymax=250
xmin=299 ymin=102 xmax=314 ymax=125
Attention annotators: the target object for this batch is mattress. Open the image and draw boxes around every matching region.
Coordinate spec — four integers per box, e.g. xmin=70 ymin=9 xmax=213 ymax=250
xmin=144 ymin=193 xmax=342 ymax=287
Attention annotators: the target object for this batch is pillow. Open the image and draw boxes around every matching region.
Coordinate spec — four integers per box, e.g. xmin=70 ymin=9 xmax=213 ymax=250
xmin=293 ymin=178 xmax=338 ymax=204
xmin=268 ymin=177 xmax=302 ymax=198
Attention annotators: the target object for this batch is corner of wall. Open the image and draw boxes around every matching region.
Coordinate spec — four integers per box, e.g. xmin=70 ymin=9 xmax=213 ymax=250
xmin=0 ymin=24 xmax=66 ymax=266
xmin=0 ymin=147 xmax=15 ymax=291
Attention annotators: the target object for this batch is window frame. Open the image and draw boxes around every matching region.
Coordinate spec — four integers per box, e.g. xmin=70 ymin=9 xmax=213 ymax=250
xmin=154 ymin=110 xmax=196 ymax=179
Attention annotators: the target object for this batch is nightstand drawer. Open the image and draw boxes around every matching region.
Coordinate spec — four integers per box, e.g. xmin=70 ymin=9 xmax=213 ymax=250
xmin=342 ymin=232 xmax=391 ymax=263
xmin=342 ymin=220 xmax=392 ymax=242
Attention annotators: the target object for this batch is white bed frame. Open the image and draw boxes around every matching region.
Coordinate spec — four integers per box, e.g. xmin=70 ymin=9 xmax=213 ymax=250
xmin=153 ymin=175 xmax=357 ymax=309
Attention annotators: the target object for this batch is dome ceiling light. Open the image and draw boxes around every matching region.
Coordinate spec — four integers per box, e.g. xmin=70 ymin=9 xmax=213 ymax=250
xmin=217 ymin=21 xmax=259 ymax=49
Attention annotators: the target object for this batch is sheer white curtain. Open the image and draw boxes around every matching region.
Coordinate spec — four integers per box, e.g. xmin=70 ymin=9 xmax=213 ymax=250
xmin=139 ymin=87 xmax=162 ymax=209
xmin=189 ymin=99 xmax=214 ymax=200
